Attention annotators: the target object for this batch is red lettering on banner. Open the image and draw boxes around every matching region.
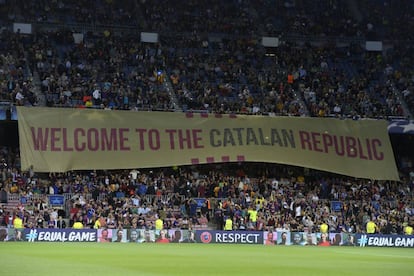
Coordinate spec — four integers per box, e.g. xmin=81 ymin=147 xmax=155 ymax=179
xmin=101 ymin=128 xmax=118 ymax=151
xmin=31 ymin=127 xmax=49 ymax=151
xmin=165 ymin=129 xmax=204 ymax=150
xmin=178 ymin=129 xmax=192 ymax=149
xmin=62 ymin=128 xmax=73 ymax=151
xmin=357 ymin=137 xmax=368 ymax=160
xmin=74 ymin=128 xmax=85 ymax=151
xmin=299 ymin=131 xmax=384 ymax=160
xmin=311 ymin=132 xmax=323 ymax=152
xmin=193 ymin=129 xmax=204 ymax=149
xmin=87 ymin=128 xmax=99 ymax=151
xmin=165 ymin=129 xmax=177 ymax=150
xmin=135 ymin=128 xmax=147 ymax=150
xmin=31 ymin=127 xmax=131 ymax=152
xmin=322 ymin=133 xmax=332 ymax=153
xmin=372 ymin=139 xmax=384 ymax=160
xmin=50 ymin=128 xmax=61 ymax=151
xmin=119 ymin=128 xmax=130 ymax=151
xmin=299 ymin=131 xmax=311 ymax=150
xmin=98 ymin=128 xmax=131 ymax=151
xmin=135 ymin=128 xmax=161 ymax=151
xmin=346 ymin=136 xmax=357 ymax=158
xmin=333 ymin=135 xmax=345 ymax=156
xmin=119 ymin=128 xmax=131 ymax=151
xmin=148 ymin=129 xmax=160 ymax=150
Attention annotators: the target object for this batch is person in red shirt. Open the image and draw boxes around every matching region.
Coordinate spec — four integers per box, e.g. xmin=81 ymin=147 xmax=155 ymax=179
xmin=156 ymin=229 xmax=170 ymax=243
xmin=318 ymin=233 xmax=330 ymax=246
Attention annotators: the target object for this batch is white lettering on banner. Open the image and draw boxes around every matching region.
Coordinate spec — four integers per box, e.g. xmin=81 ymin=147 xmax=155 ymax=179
xmin=26 ymin=229 xmax=38 ymax=242
xmin=395 ymin=237 xmax=414 ymax=247
xmin=368 ymin=237 xmax=394 ymax=247
xmin=68 ymin=231 xmax=96 ymax=242
xmin=215 ymin=233 xmax=260 ymax=243
xmin=36 ymin=231 xmax=96 ymax=242
xmin=38 ymin=231 xmax=68 ymax=242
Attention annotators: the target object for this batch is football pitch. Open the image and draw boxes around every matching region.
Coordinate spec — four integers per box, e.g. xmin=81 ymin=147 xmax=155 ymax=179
xmin=1 ymin=243 xmax=413 ymax=276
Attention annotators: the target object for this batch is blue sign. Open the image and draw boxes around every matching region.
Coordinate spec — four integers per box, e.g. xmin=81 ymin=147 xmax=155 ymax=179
xmin=48 ymin=195 xmax=64 ymax=206
xmin=20 ymin=196 xmax=27 ymax=204
xmin=23 ymin=229 xmax=97 ymax=242
xmin=193 ymin=198 xmax=206 ymax=208
xmin=331 ymin=201 xmax=342 ymax=212
xmin=195 ymin=230 xmax=264 ymax=244
xmin=356 ymin=234 xmax=414 ymax=247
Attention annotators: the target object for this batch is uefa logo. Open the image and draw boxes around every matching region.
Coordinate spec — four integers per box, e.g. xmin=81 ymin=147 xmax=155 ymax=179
xmin=200 ymin=232 xmax=212 ymax=243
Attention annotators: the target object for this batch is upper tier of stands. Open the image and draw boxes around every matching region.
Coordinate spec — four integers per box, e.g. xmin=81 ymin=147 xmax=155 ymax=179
xmin=0 ymin=0 xmax=412 ymax=119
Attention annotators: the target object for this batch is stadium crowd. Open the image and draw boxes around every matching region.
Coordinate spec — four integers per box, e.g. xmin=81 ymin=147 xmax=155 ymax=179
xmin=0 ymin=0 xmax=412 ymax=119
xmin=0 ymin=0 xmax=413 ymax=238
xmin=0 ymin=149 xmax=413 ymax=236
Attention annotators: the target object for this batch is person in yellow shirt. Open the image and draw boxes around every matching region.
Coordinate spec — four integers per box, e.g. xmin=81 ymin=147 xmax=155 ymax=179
xmin=155 ymin=217 xmax=163 ymax=231
xmin=13 ymin=214 xmax=24 ymax=241
xmin=255 ymin=195 xmax=265 ymax=211
xmin=320 ymin=222 xmax=328 ymax=233
xmin=93 ymin=216 xmax=106 ymax=229
xmin=247 ymin=206 xmax=258 ymax=229
xmin=224 ymin=217 xmax=233 ymax=231
xmin=366 ymin=220 xmax=378 ymax=234
xmin=73 ymin=219 xmax=84 ymax=229
xmin=213 ymin=185 xmax=220 ymax=197
xmin=93 ymin=218 xmax=101 ymax=229
xmin=404 ymin=225 xmax=413 ymax=235
xmin=13 ymin=215 xmax=24 ymax=229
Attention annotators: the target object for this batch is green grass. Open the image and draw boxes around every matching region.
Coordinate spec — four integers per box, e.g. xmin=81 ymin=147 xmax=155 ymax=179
xmin=1 ymin=243 xmax=413 ymax=276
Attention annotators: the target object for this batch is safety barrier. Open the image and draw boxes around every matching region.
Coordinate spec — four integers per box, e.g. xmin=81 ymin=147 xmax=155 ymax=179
xmin=1 ymin=228 xmax=413 ymax=247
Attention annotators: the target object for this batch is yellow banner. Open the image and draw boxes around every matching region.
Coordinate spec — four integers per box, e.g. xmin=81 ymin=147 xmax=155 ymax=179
xmin=17 ymin=107 xmax=399 ymax=180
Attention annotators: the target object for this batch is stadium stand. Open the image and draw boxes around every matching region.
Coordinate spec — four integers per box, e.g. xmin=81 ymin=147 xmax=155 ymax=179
xmin=0 ymin=0 xmax=412 ymax=235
